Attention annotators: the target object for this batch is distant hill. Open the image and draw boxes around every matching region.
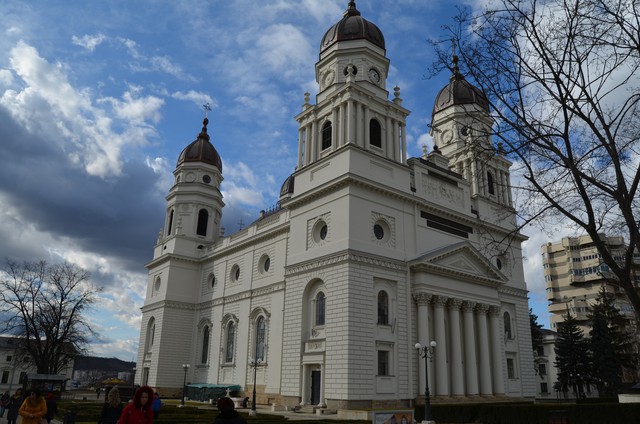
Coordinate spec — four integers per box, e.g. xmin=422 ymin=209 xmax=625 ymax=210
xmin=74 ymin=356 xmax=135 ymax=372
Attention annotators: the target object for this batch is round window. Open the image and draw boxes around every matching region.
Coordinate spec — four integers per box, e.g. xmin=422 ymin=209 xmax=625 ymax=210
xmin=230 ymin=265 xmax=240 ymax=282
xmin=264 ymin=257 xmax=270 ymax=272
xmin=202 ymin=175 xmax=211 ymax=184
xmin=320 ymin=225 xmax=328 ymax=240
xmin=313 ymin=220 xmax=328 ymax=243
xmin=373 ymin=224 xmax=384 ymax=240
xmin=496 ymin=258 xmax=503 ymax=270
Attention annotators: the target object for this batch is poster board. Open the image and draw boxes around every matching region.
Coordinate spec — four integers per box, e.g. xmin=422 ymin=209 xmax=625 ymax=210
xmin=372 ymin=410 xmax=414 ymax=424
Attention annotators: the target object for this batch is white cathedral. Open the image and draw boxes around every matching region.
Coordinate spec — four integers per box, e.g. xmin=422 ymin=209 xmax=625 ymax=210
xmin=135 ymin=1 xmax=536 ymax=412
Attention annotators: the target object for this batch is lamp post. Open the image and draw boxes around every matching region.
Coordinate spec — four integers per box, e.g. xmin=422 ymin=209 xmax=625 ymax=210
xmin=180 ymin=364 xmax=190 ymax=407
xmin=415 ymin=341 xmax=437 ymax=424
xmin=248 ymin=358 xmax=262 ymax=417
xmin=131 ymin=367 xmax=137 ymax=400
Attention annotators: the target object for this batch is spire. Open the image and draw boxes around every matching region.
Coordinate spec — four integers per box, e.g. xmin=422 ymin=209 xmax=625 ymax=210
xmin=451 ymin=39 xmax=463 ymax=81
xmin=345 ymin=0 xmax=360 ymax=16
xmin=198 ymin=117 xmax=210 ymax=141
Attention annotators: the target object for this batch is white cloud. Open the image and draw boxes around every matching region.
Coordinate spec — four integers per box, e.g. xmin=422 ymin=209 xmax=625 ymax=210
xmin=0 ymin=69 xmax=14 ymax=87
xmin=171 ymin=90 xmax=216 ymax=108
xmin=100 ymin=89 xmax=164 ymax=125
xmin=72 ymin=33 xmax=106 ymax=51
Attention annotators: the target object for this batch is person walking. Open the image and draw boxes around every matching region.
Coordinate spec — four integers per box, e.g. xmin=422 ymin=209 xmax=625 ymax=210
xmin=18 ymin=388 xmax=47 ymax=424
xmin=117 ymin=385 xmax=154 ymax=424
xmin=0 ymin=391 xmax=9 ymax=417
xmin=44 ymin=392 xmax=57 ymax=424
xmin=98 ymin=386 xmax=123 ymax=424
xmin=213 ymin=397 xmax=247 ymax=424
xmin=6 ymin=388 xmax=23 ymax=424
xmin=151 ymin=392 xmax=162 ymax=419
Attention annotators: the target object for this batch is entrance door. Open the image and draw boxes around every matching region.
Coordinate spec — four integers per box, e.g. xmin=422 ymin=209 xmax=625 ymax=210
xmin=310 ymin=370 xmax=321 ymax=405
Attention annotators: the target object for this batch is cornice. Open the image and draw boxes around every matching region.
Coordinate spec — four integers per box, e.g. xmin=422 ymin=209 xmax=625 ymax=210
xmin=285 ymin=249 xmax=406 ymax=277
xmin=497 ymin=285 xmax=529 ymax=298
xmin=410 ymin=262 xmax=502 ymax=288
xmin=207 ymin=223 xmax=290 ymax=260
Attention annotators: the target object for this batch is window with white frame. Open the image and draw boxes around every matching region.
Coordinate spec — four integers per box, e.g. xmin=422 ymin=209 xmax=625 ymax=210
xmin=201 ymin=326 xmax=210 ymax=364
xmin=315 ymin=291 xmax=326 ymax=326
xmin=225 ymin=322 xmax=236 ymax=363
xmin=256 ymin=316 xmax=266 ymax=362
xmin=377 ymin=291 xmax=389 ymax=325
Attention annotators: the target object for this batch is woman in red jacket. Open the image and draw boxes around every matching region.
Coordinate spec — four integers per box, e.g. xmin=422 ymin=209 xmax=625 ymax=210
xmin=118 ymin=386 xmax=154 ymax=424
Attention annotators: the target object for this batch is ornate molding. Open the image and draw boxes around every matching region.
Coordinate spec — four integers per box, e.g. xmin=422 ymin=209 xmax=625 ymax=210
xmin=461 ymin=301 xmax=476 ymax=312
xmin=412 ymin=293 xmax=432 ymax=306
xmin=475 ymin=303 xmax=490 ymax=314
xmin=285 ymin=250 xmax=406 ymax=277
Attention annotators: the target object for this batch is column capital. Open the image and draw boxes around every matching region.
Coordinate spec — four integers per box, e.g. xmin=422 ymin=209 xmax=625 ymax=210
xmin=475 ymin=303 xmax=490 ymax=314
xmin=432 ymin=295 xmax=448 ymax=307
xmin=412 ymin=292 xmax=432 ymax=306
xmin=488 ymin=305 xmax=501 ymax=317
xmin=461 ymin=301 xmax=476 ymax=312
xmin=447 ymin=298 xmax=463 ymax=310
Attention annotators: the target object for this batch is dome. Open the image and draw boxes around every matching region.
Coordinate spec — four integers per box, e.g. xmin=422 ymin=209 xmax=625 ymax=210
xmin=279 ymin=173 xmax=295 ymax=198
xmin=432 ymin=56 xmax=489 ymax=116
xmin=177 ymin=118 xmax=222 ymax=172
xmin=320 ymin=1 xmax=385 ymax=53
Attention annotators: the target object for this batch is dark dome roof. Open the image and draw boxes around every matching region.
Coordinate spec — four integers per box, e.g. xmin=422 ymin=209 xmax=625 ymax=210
xmin=320 ymin=1 xmax=385 ymax=53
xmin=433 ymin=56 xmax=489 ymax=115
xmin=177 ymin=118 xmax=222 ymax=172
xmin=279 ymin=173 xmax=295 ymax=198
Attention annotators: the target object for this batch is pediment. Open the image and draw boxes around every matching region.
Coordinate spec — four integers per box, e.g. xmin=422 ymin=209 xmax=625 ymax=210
xmin=409 ymin=241 xmax=507 ymax=286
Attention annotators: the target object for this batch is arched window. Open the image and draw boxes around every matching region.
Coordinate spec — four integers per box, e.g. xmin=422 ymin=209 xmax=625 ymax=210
xmin=167 ymin=209 xmax=174 ymax=235
xmin=197 ymin=209 xmax=208 ymax=236
xmin=504 ymin=312 xmax=512 ymax=340
xmin=487 ymin=171 xmax=495 ymax=195
xmin=225 ymin=322 xmax=235 ymax=363
xmin=315 ymin=292 xmax=326 ymax=326
xmin=256 ymin=317 xmax=266 ymax=362
xmin=145 ymin=318 xmax=155 ymax=353
xmin=321 ymin=122 xmax=332 ymax=150
xmin=377 ymin=291 xmax=389 ymax=325
xmin=369 ymin=119 xmax=382 ymax=148
xmin=201 ymin=326 xmax=210 ymax=364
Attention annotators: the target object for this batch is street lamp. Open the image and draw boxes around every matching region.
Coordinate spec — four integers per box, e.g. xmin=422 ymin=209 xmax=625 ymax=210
xmin=248 ymin=358 xmax=262 ymax=417
xmin=415 ymin=341 xmax=437 ymax=424
xmin=180 ymin=364 xmax=190 ymax=407
xmin=131 ymin=367 xmax=137 ymax=401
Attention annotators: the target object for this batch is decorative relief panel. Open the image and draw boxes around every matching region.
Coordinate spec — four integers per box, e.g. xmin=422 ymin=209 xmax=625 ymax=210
xmin=423 ymin=178 xmax=465 ymax=208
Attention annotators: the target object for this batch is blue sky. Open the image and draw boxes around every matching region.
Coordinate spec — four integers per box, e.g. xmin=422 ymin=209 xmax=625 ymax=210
xmin=0 ymin=0 xmax=551 ymax=361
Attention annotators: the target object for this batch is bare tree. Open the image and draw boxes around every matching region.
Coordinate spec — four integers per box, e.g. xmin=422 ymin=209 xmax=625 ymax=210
xmin=0 ymin=259 xmax=101 ymax=374
xmin=431 ymin=0 xmax=640 ymax=319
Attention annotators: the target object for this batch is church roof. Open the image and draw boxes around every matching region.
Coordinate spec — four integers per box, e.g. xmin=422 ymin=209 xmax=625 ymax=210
xmin=433 ymin=55 xmax=489 ymax=115
xmin=320 ymin=1 xmax=385 ymax=53
xmin=177 ymin=118 xmax=222 ymax=171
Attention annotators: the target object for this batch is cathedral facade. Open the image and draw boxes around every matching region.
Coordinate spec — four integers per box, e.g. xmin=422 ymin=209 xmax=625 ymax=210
xmin=135 ymin=1 xmax=536 ymax=411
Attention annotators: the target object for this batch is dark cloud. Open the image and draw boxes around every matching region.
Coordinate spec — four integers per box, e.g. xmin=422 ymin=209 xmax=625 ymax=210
xmin=0 ymin=107 xmax=164 ymax=274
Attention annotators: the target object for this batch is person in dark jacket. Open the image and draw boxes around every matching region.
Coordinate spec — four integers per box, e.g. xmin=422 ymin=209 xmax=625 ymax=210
xmin=44 ymin=392 xmax=57 ymax=424
xmin=213 ymin=397 xmax=247 ymax=424
xmin=6 ymin=388 xmax=23 ymax=424
xmin=118 ymin=385 xmax=154 ymax=424
xmin=98 ymin=386 xmax=123 ymax=424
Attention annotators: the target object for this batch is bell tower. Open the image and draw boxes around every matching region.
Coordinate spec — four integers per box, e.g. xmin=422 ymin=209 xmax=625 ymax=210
xmin=153 ymin=117 xmax=224 ymax=260
xmin=292 ymin=1 xmax=410 ymax=173
xmin=431 ymin=55 xmax=513 ymax=209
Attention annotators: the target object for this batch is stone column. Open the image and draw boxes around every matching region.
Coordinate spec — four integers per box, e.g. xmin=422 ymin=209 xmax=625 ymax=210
xmin=400 ymin=123 xmax=407 ymax=164
xmin=489 ymin=306 xmax=505 ymax=394
xmin=392 ymin=120 xmax=399 ymax=161
xmin=433 ymin=295 xmax=449 ymax=396
xmin=347 ymin=100 xmax=355 ymax=145
xmin=413 ymin=293 xmax=432 ymax=394
xmin=319 ymin=362 xmax=326 ymax=406
xmin=386 ymin=116 xmax=392 ymax=154
xmin=331 ymin=109 xmax=338 ymax=152
xmin=448 ymin=299 xmax=464 ymax=396
xmin=364 ymin=107 xmax=370 ymax=147
xmin=462 ymin=301 xmax=479 ymax=395
xmin=310 ymin=121 xmax=317 ymax=162
xmin=301 ymin=365 xmax=308 ymax=405
xmin=338 ymin=103 xmax=345 ymax=148
xmin=476 ymin=304 xmax=493 ymax=395
xmin=298 ymin=128 xmax=304 ymax=168
xmin=357 ymin=103 xmax=365 ymax=147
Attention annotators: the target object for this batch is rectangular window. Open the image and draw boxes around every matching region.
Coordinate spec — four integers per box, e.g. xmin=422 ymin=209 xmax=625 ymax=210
xmin=1 ymin=371 xmax=9 ymax=384
xmin=541 ymin=382 xmax=548 ymax=393
xmin=377 ymin=350 xmax=389 ymax=376
xmin=539 ymin=363 xmax=547 ymax=375
xmin=6 ymin=355 xmax=11 ymax=362
xmin=507 ymin=358 xmax=516 ymax=379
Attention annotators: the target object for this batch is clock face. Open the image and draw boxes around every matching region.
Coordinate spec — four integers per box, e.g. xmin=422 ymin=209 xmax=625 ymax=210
xmin=368 ymin=68 xmax=380 ymax=83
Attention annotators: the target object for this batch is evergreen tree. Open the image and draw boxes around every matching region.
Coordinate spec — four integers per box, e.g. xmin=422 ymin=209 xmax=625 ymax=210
xmin=554 ymin=311 xmax=591 ymax=398
xmin=530 ymin=309 xmax=544 ymax=376
xmin=589 ymin=286 xmax=636 ymax=396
